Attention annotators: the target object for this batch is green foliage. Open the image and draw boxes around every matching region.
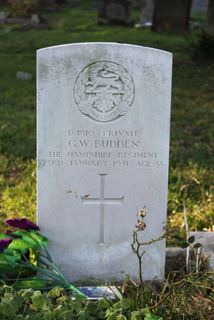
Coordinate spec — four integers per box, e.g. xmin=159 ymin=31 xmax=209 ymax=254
xmin=143 ymin=313 xmax=163 ymax=320
xmin=187 ymin=29 xmax=214 ymax=60
xmin=0 ymin=225 xmax=47 ymax=276
xmin=0 ymin=218 xmax=86 ymax=298
xmin=168 ymin=165 xmax=214 ymax=234
xmin=0 ymin=274 xmax=213 ymax=320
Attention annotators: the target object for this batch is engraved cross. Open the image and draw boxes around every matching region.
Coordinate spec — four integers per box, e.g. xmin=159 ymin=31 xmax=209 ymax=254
xmin=81 ymin=174 xmax=124 ymax=244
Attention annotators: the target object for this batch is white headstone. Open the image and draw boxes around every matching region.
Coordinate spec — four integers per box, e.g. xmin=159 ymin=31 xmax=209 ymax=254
xmin=37 ymin=43 xmax=172 ymax=282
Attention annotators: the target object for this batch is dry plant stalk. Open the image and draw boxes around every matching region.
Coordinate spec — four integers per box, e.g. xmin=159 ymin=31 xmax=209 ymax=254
xmin=183 ymin=203 xmax=190 ymax=272
xmin=131 ymin=207 xmax=165 ymax=285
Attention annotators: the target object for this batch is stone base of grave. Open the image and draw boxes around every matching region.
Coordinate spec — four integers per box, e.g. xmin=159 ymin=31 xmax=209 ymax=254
xmin=166 ymin=247 xmax=186 ymax=274
xmin=166 ymin=232 xmax=214 ymax=273
xmin=189 ymin=231 xmax=214 ymax=270
xmin=0 ymin=12 xmax=47 ymax=29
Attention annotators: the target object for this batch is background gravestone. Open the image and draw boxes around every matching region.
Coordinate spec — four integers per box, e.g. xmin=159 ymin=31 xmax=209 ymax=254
xmin=191 ymin=0 xmax=208 ymax=13
xmin=37 ymin=43 xmax=172 ymax=282
xmin=135 ymin=0 xmax=154 ymax=28
xmin=98 ymin=0 xmax=132 ymax=25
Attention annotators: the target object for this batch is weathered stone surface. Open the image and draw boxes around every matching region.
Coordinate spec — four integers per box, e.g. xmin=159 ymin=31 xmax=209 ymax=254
xmin=37 ymin=43 xmax=172 ymax=282
xmin=189 ymin=232 xmax=214 ymax=271
xmin=0 ymin=11 xmax=9 ymax=24
xmin=31 ymin=14 xmax=41 ymax=25
xmin=98 ymin=0 xmax=132 ymax=25
xmin=166 ymin=234 xmax=214 ymax=272
xmin=208 ymin=253 xmax=214 ymax=270
xmin=190 ymin=232 xmax=214 ymax=251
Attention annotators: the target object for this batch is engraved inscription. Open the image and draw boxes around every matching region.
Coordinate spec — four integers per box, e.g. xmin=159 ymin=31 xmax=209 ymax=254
xmin=38 ymin=129 xmax=166 ymax=169
xmin=81 ymin=174 xmax=124 ymax=244
xmin=74 ymin=61 xmax=135 ymax=122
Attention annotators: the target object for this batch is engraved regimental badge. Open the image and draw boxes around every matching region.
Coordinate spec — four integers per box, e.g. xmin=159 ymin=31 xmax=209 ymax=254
xmin=74 ymin=61 xmax=135 ymax=122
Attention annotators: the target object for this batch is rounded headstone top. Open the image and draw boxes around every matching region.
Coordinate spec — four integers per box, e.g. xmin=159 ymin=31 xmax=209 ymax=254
xmin=37 ymin=42 xmax=172 ymax=58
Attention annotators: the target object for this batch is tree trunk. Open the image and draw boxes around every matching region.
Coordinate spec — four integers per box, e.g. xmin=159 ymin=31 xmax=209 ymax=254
xmin=152 ymin=0 xmax=193 ymax=33
xmin=207 ymin=0 xmax=214 ymax=33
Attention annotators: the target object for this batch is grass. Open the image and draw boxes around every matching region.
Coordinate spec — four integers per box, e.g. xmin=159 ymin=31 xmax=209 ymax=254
xmin=0 ymin=0 xmax=213 ymax=235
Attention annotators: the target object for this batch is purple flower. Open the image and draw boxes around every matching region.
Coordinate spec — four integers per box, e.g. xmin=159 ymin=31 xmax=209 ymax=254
xmin=5 ymin=218 xmax=40 ymax=231
xmin=0 ymin=238 xmax=12 ymax=253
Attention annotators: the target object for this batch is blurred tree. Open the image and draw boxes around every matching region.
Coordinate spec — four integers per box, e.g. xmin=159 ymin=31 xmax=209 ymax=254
xmin=152 ymin=0 xmax=193 ymax=33
xmin=207 ymin=0 xmax=214 ymax=33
